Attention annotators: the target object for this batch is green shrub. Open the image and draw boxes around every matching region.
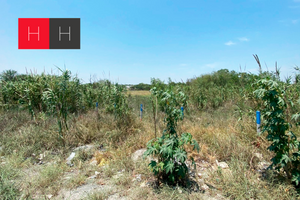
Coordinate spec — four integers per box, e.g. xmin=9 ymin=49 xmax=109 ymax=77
xmin=144 ymin=87 xmax=199 ymax=185
xmin=254 ymin=78 xmax=300 ymax=185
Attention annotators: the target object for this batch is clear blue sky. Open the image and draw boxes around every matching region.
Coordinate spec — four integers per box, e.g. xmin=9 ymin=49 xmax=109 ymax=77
xmin=0 ymin=0 xmax=299 ymax=84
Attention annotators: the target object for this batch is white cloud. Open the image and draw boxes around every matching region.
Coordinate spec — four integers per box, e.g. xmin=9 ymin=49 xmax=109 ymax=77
xmin=224 ymin=41 xmax=236 ymax=46
xmin=180 ymin=63 xmax=187 ymax=66
xmin=294 ymin=0 xmax=300 ymax=2
xmin=238 ymin=37 xmax=249 ymax=42
xmin=292 ymin=19 xmax=299 ymax=24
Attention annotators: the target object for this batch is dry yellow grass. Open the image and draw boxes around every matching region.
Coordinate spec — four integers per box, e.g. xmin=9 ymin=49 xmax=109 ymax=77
xmin=127 ymin=90 xmax=151 ymax=96
xmin=1 ymin=103 xmax=299 ymax=200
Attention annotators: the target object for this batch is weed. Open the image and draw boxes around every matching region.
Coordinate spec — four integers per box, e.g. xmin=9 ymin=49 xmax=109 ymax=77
xmin=144 ymin=88 xmax=199 ymax=185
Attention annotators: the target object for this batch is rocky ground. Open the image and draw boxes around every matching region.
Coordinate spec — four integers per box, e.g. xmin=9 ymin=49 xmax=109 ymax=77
xmin=3 ymin=144 xmax=271 ymax=200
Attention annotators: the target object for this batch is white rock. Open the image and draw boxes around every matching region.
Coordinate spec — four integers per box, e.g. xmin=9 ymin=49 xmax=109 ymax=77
xmin=46 ymin=194 xmax=53 ymax=199
xmin=39 ymin=153 xmax=44 ymax=160
xmin=254 ymin=153 xmax=263 ymax=161
xmin=95 ymin=171 xmax=100 ymax=176
xmin=133 ymin=174 xmax=142 ymax=182
xmin=66 ymin=152 xmax=76 ymax=166
xmin=140 ymin=181 xmax=147 ymax=187
xmin=216 ymin=160 xmax=229 ymax=169
xmin=257 ymin=161 xmax=271 ymax=170
xmin=201 ymin=184 xmax=209 ymax=191
xmin=131 ymin=149 xmax=147 ymax=162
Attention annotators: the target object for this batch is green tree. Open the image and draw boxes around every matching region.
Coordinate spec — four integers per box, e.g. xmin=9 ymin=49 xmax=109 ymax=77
xmin=0 ymin=70 xmax=18 ymax=82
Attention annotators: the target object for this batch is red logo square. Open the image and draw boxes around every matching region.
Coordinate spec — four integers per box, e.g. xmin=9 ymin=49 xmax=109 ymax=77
xmin=18 ymin=18 xmax=49 ymax=49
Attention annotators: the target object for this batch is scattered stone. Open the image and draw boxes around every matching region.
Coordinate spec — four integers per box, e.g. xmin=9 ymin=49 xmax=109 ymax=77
xmin=46 ymin=194 xmax=53 ymax=199
xmin=113 ymin=171 xmax=124 ymax=179
xmin=131 ymin=149 xmax=147 ymax=162
xmin=216 ymin=160 xmax=229 ymax=169
xmin=132 ymin=174 xmax=142 ymax=182
xmin=89 ymin=158 xmax=98 ymax=166
xmin=38 ymin=153 xmax=44 ymax=160
xmin=201 ymin=184 xmax=209 ymax=191
xmin=257 ymin=161 xmax=271 ymax=171
xmin=95 ymin=171 xmax=100 ymax=176
xmin=88 ymin=175 xmax=97 ymax=179
xmin=253 ymin=153 xmax=263 ymax=161
xmin=198 ymin=173 xmax=203 ymax=178
xmin=140 ymin=181 xmax=147 ymax=187
xmin=66 ymin=152 xmax=76 ymax=166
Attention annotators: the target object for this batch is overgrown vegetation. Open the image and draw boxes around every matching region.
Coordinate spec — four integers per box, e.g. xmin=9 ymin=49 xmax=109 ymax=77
xmin=1 ymin=56 xmax=300 ymax=199
xmin=254 ymin=76 xmax=300 ymax=185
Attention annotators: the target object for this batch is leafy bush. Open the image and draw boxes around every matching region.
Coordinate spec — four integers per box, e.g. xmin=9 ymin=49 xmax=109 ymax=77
xmin=144 ymin=87 xmax=199 ymax=185
xmin=131 ymin=83 xmax=152 ymax=91
xmin=254 ymin=78 xmax=300 ymax=185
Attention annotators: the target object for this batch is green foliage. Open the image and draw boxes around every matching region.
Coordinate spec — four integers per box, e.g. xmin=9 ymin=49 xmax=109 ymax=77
xmin=187 ymin=69 xmax=247 ymax=110
xmin=254 ymin=78 xmax=300 ymax=185
xmin=0 ymin=68 xmax=134 ymax=143
xmin=144 ymin=87 xmax=199 ymax=185
xmin=107 ymin=83 xmax=133 ymax=129
xmin=130 ymin=83 xmax=151 ymax=91
xmin=42 ymin=68 xmax=81 ymax=146
xmin=0 ymin=70 xmax=18 ymax=82
xmin=150 ymin=78 xmax=167 ymax=91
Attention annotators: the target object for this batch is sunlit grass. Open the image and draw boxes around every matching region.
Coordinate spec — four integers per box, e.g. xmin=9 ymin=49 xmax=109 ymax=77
xmin=127 ymin=90 xmax=151 ymax=96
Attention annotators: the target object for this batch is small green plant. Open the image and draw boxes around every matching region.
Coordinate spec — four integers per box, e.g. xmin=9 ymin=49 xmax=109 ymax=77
xmin=144 ymin=87 xmax=199 ymax=185
xmin=254 ymin=78 xmax=300 ymax=185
